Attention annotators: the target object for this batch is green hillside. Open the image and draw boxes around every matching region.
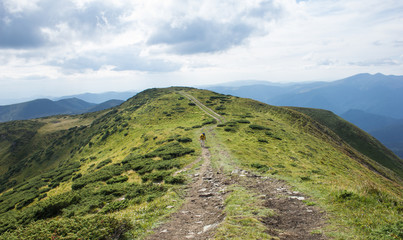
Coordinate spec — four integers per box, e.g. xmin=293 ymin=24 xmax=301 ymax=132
xmin=0 ymin=88 xmax=402 ymax=239
xmin=288 ymin=107 xmax=403 ymax=177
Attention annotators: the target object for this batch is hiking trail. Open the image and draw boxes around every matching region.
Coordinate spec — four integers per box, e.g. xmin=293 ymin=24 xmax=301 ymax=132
xmin=146 ymin=93 xmax=327 ymax=240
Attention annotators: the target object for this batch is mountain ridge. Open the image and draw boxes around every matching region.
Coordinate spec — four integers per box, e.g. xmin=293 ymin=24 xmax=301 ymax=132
xmin=0 ymin=87 xmax=401 ymax=239
xmin=0 ymin=98 xmax=124 ymax=122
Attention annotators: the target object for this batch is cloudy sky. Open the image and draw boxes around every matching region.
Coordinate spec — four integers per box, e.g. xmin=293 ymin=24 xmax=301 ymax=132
xmin=1 ymin=0 xmax=402 ymax=103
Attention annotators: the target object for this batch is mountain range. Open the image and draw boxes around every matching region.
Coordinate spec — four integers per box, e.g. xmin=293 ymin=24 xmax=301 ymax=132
xmin=205 ymin=73 xmax=403 ymax=158
xmin=0 ymin=87 xmax=401 ymax=239
xmin=1 ymin=73 xmax=402 ymax=159
xmin=0 ymin=98 xmax=124 ymax=122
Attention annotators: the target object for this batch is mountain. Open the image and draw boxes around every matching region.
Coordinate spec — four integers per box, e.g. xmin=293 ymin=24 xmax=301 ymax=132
xmin=205 ymin=73 xmax=403 ymax=158
xmin=370 ymin=122 xmax=403 ymax=159
xmin=86 ymin=99 xmax=125 ymax=113
xmin=206 ymin=73 xmax=403 ymax=118
xmin=0 ymin=87 xmax=401 ymax=239
xmin=341 ymin=109 xmax=400 ymax=132
xmin=0 ymin=98 xmax=123 ymax=122
xmin=340 ymin=109 xmax=403 ymax=159
xmin=270 ymin=73 xmax=403 ymax=118
xmin=291 ymin=107 xmax=402 ymax=173
xmin=55 ymin=91 xmax=137 ymax=104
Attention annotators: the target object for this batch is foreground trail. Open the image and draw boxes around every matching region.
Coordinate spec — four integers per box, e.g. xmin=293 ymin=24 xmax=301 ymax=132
xmin=146 ymin=147 xmax=227 ymax=240
xmin=148 ymin=92 xmax=328 ymax=239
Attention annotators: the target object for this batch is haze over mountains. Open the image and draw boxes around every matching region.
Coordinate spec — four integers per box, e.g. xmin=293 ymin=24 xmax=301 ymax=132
xmin=0 ymin=98 xmax=124 ymax=122
xmin=1 ymin=73 xmax=402 ymax=157
xmin=205 ymin=73 xmax=403 ymax=158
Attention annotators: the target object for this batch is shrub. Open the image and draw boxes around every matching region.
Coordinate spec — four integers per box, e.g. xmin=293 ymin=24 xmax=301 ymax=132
xmin=300 ymin=176 xmax=311 ymax=181
xmin=258 ymin=139 xmax=268 ymax=143
xmin=96 ymin=158 xmax=112 ymax=169
xmin=202 ymin=119 xmax=217 ymax=125
xmin=72 ymin=165 xmax=124 ymax=190
xmin=165 ymin=176 xmax=186 ymax=184
xmin=251 ymin=163 xmax=271 ymax=172
xmin=237 ymin=119 xmax=250 ymax=124
xmin=106 ymin=175 xmax=129 ymax=184
xmin=141 ymin=171 xmax=171 ymax=183
xmin=0 ymin=215 xmax=132 ymax=240
xmin=101 ymin=200 xmax=129 ymax=213
xmin=249 ymin=124 xmax=268 ymax=130
xmin=145 ymin=142 xmax=194 ymax=160
xmin=224 ymin=127 xmax=236 ymax=132
xmin=188 ymin=102 xmax=196 ymax=106
xmin=177 ymin=137 xmax=192 ymax=143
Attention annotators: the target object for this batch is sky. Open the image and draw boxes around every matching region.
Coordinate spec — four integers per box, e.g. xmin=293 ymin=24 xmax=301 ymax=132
xmin=1 ymin=0 xmax=403 ymax=104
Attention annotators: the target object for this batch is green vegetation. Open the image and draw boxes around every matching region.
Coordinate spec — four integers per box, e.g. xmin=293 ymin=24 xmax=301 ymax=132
xmin=207 ymin=94 xmax=402 ymax=239
xmin=290 ymin=107 xmax=403 ymax=178
xmin=0 ymin=87 xmax=401 ymax=239
xmin=214 ymin=185 xmax=273 ymax=239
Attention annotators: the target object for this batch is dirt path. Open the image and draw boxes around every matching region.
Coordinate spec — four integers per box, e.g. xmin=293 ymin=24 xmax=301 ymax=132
xmin=147 ymin=93 xmax=328 ymax=239
xmin=147 ymin=147 xmax=227 ymax=240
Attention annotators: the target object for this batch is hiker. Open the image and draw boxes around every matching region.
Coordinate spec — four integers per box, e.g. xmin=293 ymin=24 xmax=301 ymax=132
xmin=199 ymin=132 xmax=206 ymax=147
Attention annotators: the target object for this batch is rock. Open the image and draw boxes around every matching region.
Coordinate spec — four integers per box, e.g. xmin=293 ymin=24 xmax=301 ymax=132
xmin=199 ymin=192 xmax=214 ymax=197
xmin=198 ymin=188 xmax=207 ymax=192
xmin=289 ymin=196 xmax=305 ymax=201
xmin=160 ymin=229 xmax=168 ymax=233
xmin=166 ymin=205 xmax=174 ymax=209
xmin=203 ymin=223 xmax=219 ymax=233
xmin=231 ymin=169 xmax=239 ymax=174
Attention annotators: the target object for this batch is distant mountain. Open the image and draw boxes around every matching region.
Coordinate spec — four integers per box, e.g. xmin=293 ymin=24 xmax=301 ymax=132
xmin=370 ymin=122 xmax=403 ymax=158
xmin=86 ymin=99 xmax=124 ymax=113
xmin=341 ymin=109 xmax=401 ymax=132
xmin=206 ymin=73 xmax=403 ymax=119
xmin=56 ymin=91 xmax=137 ymax=104
xmin=0 ymin=98 xmax=122 ymax=122
xmin=205 ymin=73 xmax=403 ymax=158
xmin=341 ymin=109 xmax=403 ymax=158
xmin=270 ymin=73 xmax=403 ymax=118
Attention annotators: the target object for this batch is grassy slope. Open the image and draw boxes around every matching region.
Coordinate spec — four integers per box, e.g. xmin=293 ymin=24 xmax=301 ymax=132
xmin=0 ymin=87 xmax=402 ymax=239
xmin=0 ymin=87 xmax=212 ymax=239
xmin=185 ymin=90 xmax=402 ymax=239
xmin=289 ymin=107 xmax=403 ymax=178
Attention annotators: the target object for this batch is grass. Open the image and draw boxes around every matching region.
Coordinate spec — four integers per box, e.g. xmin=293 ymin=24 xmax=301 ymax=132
xmin=214 ymin=185 xmax=274 ymax=239
xmin=0 ymin=87 xmax=402 ymax=239
xmin=201 ymin=94 xmax=403 ymax=239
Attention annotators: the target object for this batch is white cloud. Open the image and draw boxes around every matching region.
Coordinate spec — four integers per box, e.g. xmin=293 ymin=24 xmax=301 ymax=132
xmin=0 ymin=0 xmax=402 ymax=102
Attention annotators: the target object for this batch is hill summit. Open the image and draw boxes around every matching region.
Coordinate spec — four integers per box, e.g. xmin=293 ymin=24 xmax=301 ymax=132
xmin=0 ymin=87 xmax=402 ymax=239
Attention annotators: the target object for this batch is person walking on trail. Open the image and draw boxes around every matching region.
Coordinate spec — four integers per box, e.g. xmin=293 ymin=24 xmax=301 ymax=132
xmin=199 ymin=132 xmax=206 ymax=147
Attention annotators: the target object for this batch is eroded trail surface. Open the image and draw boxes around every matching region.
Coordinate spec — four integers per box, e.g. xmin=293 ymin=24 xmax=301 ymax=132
xmin=146 ymin=147 xmax=228 ymax=240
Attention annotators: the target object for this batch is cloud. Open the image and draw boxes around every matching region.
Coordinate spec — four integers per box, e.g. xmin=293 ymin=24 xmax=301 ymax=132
xmin=51 ymin=48 xmax=181 ymax=73
xmin=0 ymin=0 xmax=127 ymax=49
xmin=146 ymin=0 xmax=283 ymax=55
xmin=0 ymin=3 xmax=46 ymax=48
xmin=147 ymin=18 xmax=254 ymax=55
xmin=349 ymin=58 xmax=400 ymax=67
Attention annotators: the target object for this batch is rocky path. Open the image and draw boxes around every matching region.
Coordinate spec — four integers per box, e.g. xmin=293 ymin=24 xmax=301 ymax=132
xmin=147 ymin=93 xmax=327 ymax=239
xmin=146 ymin=147 xmax=227 ymax=240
